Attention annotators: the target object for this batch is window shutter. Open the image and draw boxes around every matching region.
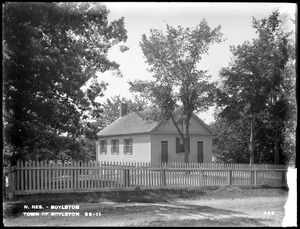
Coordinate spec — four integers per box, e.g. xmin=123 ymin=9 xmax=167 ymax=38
xmin=176 ymin=137 xmax=180 ymax=154
xmin=123 ymin=139 xmax=126 ymax=153
xmin=111 ymin=139 xmax=114 ymax=154
xmin=111 ymin=139 xmax=119 ymax=154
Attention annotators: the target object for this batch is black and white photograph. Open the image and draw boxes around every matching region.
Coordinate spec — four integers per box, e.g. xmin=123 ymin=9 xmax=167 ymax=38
xmin=2 ymin=2 xmax=297 ymax=227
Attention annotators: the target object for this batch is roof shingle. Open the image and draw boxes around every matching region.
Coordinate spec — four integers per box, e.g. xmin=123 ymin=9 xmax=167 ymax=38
xmin=97 ymin=112 xmax=159 ymax=137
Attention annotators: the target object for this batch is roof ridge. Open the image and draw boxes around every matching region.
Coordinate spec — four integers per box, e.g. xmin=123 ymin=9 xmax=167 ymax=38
xmin=97 ymin=111 xmax=159 ymax=137
xmin=97 ymin=107 xmax=213 ymax=137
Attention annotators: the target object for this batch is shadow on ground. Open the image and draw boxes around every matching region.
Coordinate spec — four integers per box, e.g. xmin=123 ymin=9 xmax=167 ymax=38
xmin=3 ymin=185 xmax=288 ymax=226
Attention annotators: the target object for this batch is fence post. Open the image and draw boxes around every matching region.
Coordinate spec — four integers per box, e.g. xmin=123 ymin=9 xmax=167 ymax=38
xmin=199 ymin=166 xmax=203 ymax=186
xmin=227 ymin=170 xmax=233 ymax=185
xmin=250 ymin=170 xmax=255 ymax=185
xmin=72 ymin=161 xmax=76 ymax=189
xmin=2 ymin=170 xmax=7 ymax=200
xmin=124 ymin=165 xmax=130 ymax=187
xmin=160 ymin=163 xmax=166 ymax=187
xmin=254 ymin=170 xmax=258 ymax=185
xmin=8 ymin=166 xmax=15 ymax=200
xmin=282 ymin=170 xmax=287 ymax=187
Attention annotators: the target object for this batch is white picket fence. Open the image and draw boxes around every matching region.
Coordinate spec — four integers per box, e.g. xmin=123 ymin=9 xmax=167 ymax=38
xmin=4 ymin=160 xmax=288 ymax=198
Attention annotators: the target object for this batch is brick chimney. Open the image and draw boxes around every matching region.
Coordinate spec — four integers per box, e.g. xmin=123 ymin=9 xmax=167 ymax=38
xmin=119 ymin=103 xmax=128 ymax=117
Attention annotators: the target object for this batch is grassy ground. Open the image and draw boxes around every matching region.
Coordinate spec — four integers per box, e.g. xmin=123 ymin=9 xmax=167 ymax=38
xmin=132 ymin=217 xmax=269 ymax=227
xmin=3 ymin=185 xmax=288 ymax=218
xmin=3 ymin=186 xmax=290 ymax=227
xmin=3 ymin=188 xmax=207 ymax=218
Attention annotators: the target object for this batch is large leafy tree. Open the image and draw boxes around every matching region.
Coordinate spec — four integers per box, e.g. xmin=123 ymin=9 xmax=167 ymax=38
xmin=210 ymin=109 xmax=292 ymax=164
xmin=3 ymin=2 xmax=128 ymax=165
xmin=129 ymin=20 xmax=223 ymax=162
xmin=209 ymin=114 xmax=250 ymax=163
xmin=216 ymin=10 xmax=295 ymax=164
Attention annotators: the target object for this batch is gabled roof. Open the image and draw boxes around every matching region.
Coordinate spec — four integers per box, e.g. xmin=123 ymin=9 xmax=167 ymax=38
xmin=97 ymin=112 xmax=159 ymax=137
xmin=97 ymin=108 xmax=214 ymax=137
xmin=191 ymin=112 xmax=215 ymax=135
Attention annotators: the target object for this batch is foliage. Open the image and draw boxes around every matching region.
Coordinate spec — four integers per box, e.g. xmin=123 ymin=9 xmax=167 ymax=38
xmin=3 ymin=2 xmax=128 ymax=165
xmin=210 ymin=116 xmax=249 ymax=163
xmin=215 ymin=10 xmax=296 ymax=164
xmin=211 ymin=109 xmax=293 ymax=164
xmin=97 ymin=95 xmax=148 ymax=129
xmin=130 ymin=20 xmax=224 ymax=162
xmin=279 ymin=60 xmax=297 ymax=165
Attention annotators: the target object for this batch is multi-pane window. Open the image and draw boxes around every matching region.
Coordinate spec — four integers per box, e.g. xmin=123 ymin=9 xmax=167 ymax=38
xmin=99 ymin=140 xmax=107 ymax=154
xmin=176 ymin=137 xmax=189 ymax=153
xmin=123 ymin=138 xmax=133 ymax=155
xmin=176 ymin=137 xmax=184 ymax=153
xmin=111 ymin=139 xmax=119 ymax=154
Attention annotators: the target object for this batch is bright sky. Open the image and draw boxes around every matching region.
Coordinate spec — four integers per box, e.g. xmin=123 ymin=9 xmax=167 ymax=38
xmin=96 ymin=2 xmax=296 ymax=124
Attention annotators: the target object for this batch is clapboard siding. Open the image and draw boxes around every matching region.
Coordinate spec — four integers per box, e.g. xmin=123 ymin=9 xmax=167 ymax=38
xmin=97 ymin=134 xmax=151 ymax=163
xmin=150 ymin=134 xmax=212 ymax=163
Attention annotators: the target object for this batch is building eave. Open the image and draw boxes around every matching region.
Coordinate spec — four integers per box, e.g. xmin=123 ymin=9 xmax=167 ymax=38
xmin=150 ymin=132 xmax=214 ymax=136
xmin=192 ymin=113 xmax=214 ymax=135
xmin=97 ymin=131 xmax=152 ymax=138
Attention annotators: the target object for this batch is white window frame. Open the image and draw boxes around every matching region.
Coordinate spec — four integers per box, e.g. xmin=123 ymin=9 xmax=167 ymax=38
xmin=123 ymin=138 xmax=133 ymax=155
xmin=111 ymin=139 xmax=119 ymax=154
xmin=99 ymin=140 xmax=107 ymax=155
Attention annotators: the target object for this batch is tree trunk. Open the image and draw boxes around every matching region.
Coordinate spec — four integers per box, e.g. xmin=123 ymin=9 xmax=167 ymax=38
xmin=171 ymin=113 xmax=191 ymax=163
xmin=249 ymin=114 xmax=255 ymax=164
xmin=184 ymin=136 xmax=190 ymax=163
xmin=184 ymin=115 xmax=191 ymax=163
xmin=274 ymin=123 xmax=280 ymax=164
xmin=274 ymin=140 xmax=279 ymax=164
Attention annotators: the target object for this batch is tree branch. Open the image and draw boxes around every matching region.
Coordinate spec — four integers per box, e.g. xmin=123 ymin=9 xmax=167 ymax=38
xmin=24 ymin=135 xmax=40 ymax=144
xmin=188 ymin=48 xmax=199 ymax=75
xmin=254 ymin=122 xmax=267 ymax=138
xmin=171 ymin=115 xmax=184 ymax=140
xmin=150 ymin=45 xmax=184 ymax=82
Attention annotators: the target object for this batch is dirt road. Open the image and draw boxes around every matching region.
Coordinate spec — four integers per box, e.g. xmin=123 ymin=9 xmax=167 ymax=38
xmin=3 ymin=187 xmax=288 ymax=227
